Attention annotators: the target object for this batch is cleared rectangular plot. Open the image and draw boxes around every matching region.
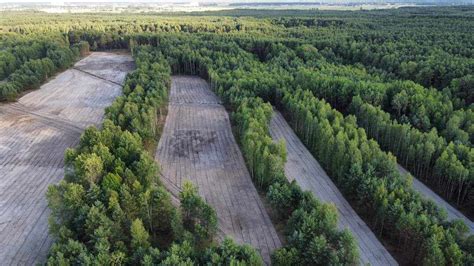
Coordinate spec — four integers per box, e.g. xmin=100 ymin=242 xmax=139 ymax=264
xmin=155 ymin=76 xmax=281 ymax=264
xmin=269 ymin=111 xmax=397 ymax=266
xmin=0 ymin=52 xmax=134 ymax=265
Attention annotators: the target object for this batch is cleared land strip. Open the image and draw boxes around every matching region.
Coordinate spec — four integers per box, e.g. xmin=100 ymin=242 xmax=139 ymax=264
xmin=155 ymin=76 xmax=281 ymax=264
xmin=269 ymin=111 xmax=398 ymax=266
xmin=398 ymin=166 xmax=474 ymax=233
xmin=0 ymin=52 xmax=134 ymax=265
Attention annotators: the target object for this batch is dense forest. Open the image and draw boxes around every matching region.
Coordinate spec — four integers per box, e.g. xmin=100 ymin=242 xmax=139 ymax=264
xmin=0 ymin=6 xmax=473 ymax=265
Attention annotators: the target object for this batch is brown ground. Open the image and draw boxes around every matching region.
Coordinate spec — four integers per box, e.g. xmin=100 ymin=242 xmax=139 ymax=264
xmin=0 ymin=52 xmax=134 ymax=265
xmin=155 ymin=76 xmax=281 ymax=264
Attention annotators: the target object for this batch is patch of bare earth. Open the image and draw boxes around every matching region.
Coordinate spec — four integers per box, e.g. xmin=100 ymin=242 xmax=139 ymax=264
xmin=0 ymin=52 xmax=134 ymax=265
xmin=155 ymin=76 xmax=281 ymax=264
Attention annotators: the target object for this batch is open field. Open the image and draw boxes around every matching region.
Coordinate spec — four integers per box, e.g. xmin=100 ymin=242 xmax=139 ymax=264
xmin=269 ymin=111 xmax=397 ymax=266
xmin=155 ymin=76 xmax=281 ymax=264
xmin=398 ymin=165 xmax=474 ymax=233
xmin=0 ymin=52 xmax=134 ymax=265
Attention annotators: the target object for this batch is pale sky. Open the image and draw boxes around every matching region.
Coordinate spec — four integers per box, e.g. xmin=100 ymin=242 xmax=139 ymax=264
xmin=1 ymin=0 xmax=468 ymax=4
xmin=0 ymin=0 xmax=399 ymax=4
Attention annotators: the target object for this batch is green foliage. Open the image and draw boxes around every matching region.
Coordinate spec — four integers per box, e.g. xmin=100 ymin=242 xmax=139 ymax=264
xmin=47 ymin=122 xmax=180 ymax=260
xmin=268 ymin=181 xmax=359 ymax=265
xmin=154 ymin=32 xmax=471 ymax=263
xmin=157 ymin=35 xmax=360 ymax=265
xmin=180 ymin=181 xmax=217 ymax=246
xmin=271 ymin=247 xmax=299 ymax=266
xmin=350 ymin=97 xmax=473 ymax=209
xmin=106 ymin=47 xmax=170 ymax=142
xmin=267 ymin=181 xmax=304 ymax=218
xmin=3 ymin=7 xmax=473 ymax=264
xmin=200 ymin=238 xmax=264 ymax=265
xmin=233 ymin=97 xmax=287 ymax=189
xmin=281 ymin=88 xmax=469 ymax=264
xmin=0 ymin=35 xmax=78 ymax=101
xmin=45 ymin=46 xmax=261 ymax=265
xmin=75 ymin=40 xmax=90 ymax=56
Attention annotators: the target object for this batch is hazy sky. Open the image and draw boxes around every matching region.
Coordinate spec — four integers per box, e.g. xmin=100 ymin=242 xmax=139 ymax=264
xmin=1 ymin=0 xmax=469 ymax=4
xmin=0 ymin=0 xmax=414 ymax=3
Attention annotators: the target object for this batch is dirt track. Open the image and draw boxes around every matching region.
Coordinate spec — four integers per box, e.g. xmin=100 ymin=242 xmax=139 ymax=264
xmin=0 ymin=52 xmax=134 ymax=265
xmin=155 ymin=76 xmax=281 ymax=264
xmin=269 ymin=111 xmax=397 ymax=266
xmin=398 ymin=165 xmax=474 ymax=233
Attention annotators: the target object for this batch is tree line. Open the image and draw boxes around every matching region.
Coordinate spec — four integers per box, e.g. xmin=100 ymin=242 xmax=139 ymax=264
xmin=4 ymin=7 xmax=471 ymax=107
xmin=148 ymin=33 xmax=473 ymax=264
xmin=0 ymin=34 xmax=81 ymax=101
xmin=275 ymin=54 xmax=473 ymax=216
xmin=229 ymin=38 xmax=473 ymax=218
xmin=2 ymin=7 xmax=472 ymax=98
xmin=289 ymin=9 xmax=474 ymax=93
xmin=152 ymin=35 xmax=361 ymax=265
xmin=293 ymin=67 xmax=473 ymax=146
xmin=281 ymin=88 xmax=470 ymax=265
xmin=46 ymin=46 xmax=262 ymax=265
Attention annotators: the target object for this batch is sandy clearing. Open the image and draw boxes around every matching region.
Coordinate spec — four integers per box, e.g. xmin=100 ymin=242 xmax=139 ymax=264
xmin=269 ymin=111 xmax=398 ymax=266
xmin=398 ymin=165 xmax=474 ymax=233
xmin=155 ymin=76 xmax=281 ymax=264
xmin=0 ymin=52 xmax=134 ymax=265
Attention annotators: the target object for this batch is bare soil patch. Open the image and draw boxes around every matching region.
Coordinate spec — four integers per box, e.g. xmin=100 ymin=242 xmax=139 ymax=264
xmin=155 ymin=76 xmax=281 ymax=264
xmin=0 ymin=52 xmax=133 ymax=265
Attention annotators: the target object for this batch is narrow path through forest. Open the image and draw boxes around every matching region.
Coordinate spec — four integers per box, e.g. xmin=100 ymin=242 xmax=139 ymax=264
xmin=155 ymin=76 xmax=281 ymax=264
xmin=397 ymin=165 xmax=474 ymax=233
xmin=0 ymin=52 xmax=134 ymax=265
xmin=269 ymin=111 xmax=398 ymax=266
